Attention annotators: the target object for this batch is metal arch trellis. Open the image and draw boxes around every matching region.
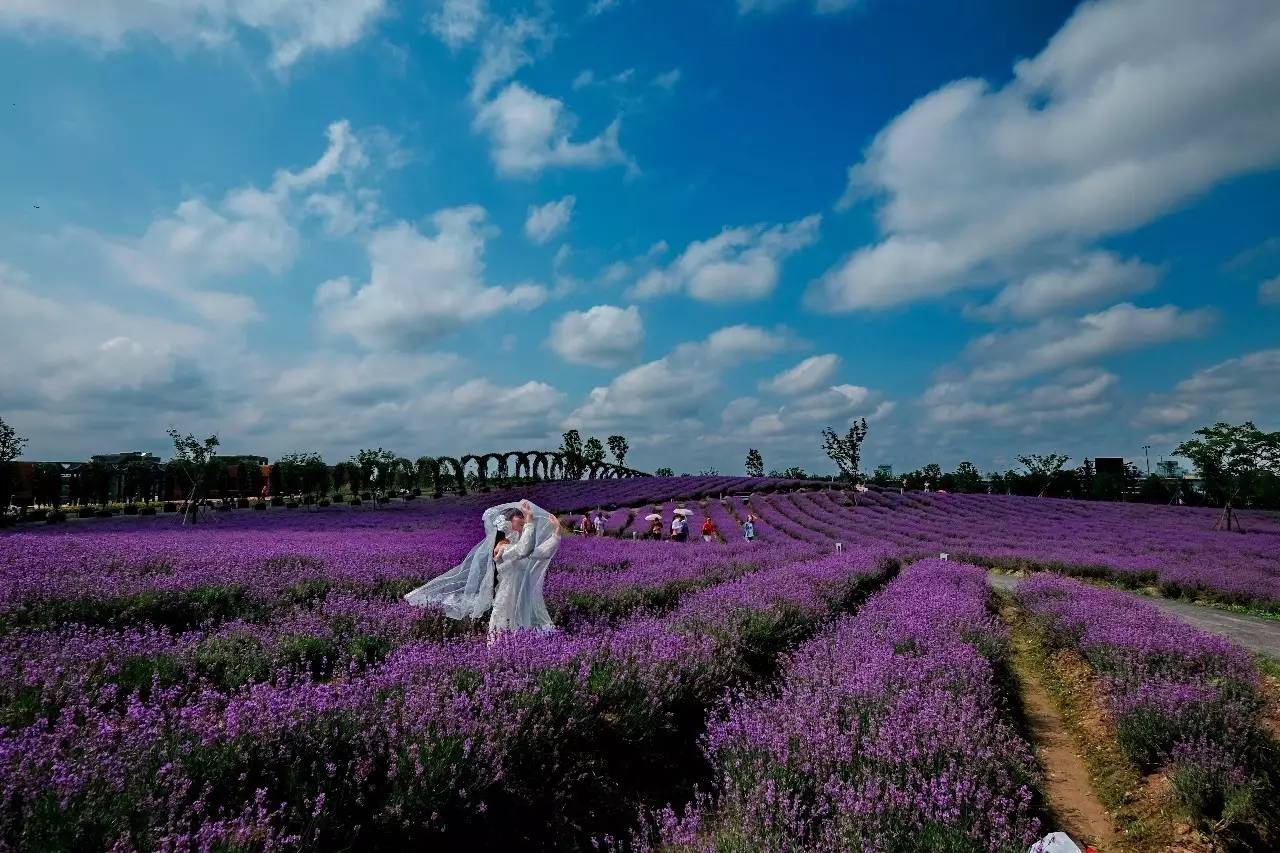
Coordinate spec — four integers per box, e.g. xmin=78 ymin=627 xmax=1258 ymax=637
xmin=406 ymin=449 xmax=649 ymax=497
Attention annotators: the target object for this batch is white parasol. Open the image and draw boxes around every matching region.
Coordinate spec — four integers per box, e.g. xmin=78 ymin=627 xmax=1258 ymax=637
xmin=673 ymin=508 xmax=693 ymax=517
xmin=645 ymin=513 xmax=662 ymax=521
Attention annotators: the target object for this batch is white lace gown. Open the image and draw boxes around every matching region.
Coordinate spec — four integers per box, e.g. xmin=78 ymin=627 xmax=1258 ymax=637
xmin=488 ymin=519 xmax=561 ymax=638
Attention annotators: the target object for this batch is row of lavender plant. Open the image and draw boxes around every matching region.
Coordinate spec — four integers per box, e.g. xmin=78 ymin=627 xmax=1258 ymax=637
xmin=474 ymin=475 xmax=821 ymax=515
xmin=1016 ymin=574 xmax=1277 ymax=836
xmin=1 ymin=543 xmax=895 ymax=850
xmin=644 ymin=559 xmax=1042 ymax=853
xmin=0 ymin=535 xmax=823 ymax=733
xmin=759 ymin=488 xmax=1280 ymax=608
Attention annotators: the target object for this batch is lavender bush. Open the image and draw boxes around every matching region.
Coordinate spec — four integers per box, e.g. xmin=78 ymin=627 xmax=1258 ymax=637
xmin=1017 ymin=574 xmax=1277 ymax=836
xmin=0 ymin=491 xmax=896 ymax=850
xmin=646 ymin=560 xmax=1042 ymax=853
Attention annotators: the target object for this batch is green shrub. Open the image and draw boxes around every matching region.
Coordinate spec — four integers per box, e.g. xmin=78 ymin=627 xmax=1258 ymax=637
xmin=193 ymin=631 xmax=271 ymax=690
xmin=113 ymin=653 xmax=184 ymax=699
xmin=285 ymin=578 xmax=332 ymax=606
xmin=276 ymin=633 xmax=340 ymax=680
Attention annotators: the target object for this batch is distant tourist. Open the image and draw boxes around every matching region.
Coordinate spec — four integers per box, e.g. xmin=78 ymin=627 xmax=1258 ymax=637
xmin=671 ymin=514 xmax=688 ymax=542
xmin=578 ymin=514 xmax=592 ymax=536
xmin=742 ymin=515 xmax=756 ymax=542
xmin=647 ymin=517 xmax=663 ymax=539
xmin=900 ymin=477 xmax=907 ymax=495
xmin=592 ymin=511 xmax=605 ymax=536
xmin=701 ymin=516 xmax=717 ymax=542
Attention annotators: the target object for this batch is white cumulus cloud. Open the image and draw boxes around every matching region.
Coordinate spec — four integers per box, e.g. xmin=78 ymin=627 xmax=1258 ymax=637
xmin=0 ymin=0 xmax=389 ymax=70
xmin=317 ymin=206 xmax=547 ymax=350
xmin=427 ymin=0 xmax=486 ymax=50
xmin=760 ymin=354 xmax=841 ymax=396
xmin=548 ymin=304 xmax=644 ymax=366
xmin=965 ymin=303 xmax=1214 ymax=385
xmin=811 ymin=0 xmax=1280 ymax=312
xmin=569 ymin=325 xmax=791 ymax=429
xmin=525 ymin=196 xmax=576 ymax=244
xmin=474 ymin=82 xmax=632 ymax=178
xmin=981 ymin=253 xmax=1161 ymax=320
xmin=630 ymin=215 xmax=820 ymax=301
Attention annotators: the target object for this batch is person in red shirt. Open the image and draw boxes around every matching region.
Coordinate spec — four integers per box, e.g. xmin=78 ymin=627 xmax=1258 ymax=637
xmin=701 ymin=516 xmax=717 ymax=543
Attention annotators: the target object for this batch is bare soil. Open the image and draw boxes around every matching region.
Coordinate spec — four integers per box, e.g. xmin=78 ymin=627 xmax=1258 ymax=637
xmin=1001 ymin=602 xmax=1212 ymax=853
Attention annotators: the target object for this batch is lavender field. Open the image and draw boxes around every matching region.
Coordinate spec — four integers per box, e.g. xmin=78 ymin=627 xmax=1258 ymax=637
xmin=1 ymin=479 xmax=1277 ymax=851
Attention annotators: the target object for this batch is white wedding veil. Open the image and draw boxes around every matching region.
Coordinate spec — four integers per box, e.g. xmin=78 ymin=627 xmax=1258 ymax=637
xmin=404 ymin=499 xmax=557 ymax=625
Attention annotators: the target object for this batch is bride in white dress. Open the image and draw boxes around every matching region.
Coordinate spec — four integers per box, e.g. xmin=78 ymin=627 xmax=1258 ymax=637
xmin=405 ymin=500 xmax=561 ymax=641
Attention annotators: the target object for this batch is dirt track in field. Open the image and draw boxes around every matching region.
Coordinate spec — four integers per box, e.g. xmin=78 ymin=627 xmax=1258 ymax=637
xmin=1014 ymin=648 xmax=1122 ymax=849
xmin=987 ymin=571 xmax=1280 ymax=657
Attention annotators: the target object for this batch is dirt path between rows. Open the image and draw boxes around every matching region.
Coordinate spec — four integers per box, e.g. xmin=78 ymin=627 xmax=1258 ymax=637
xmin=1003 ymin=607 xmax=1122 ymax=851
xmin=988 ymin=571 xmax=1280 ymax=658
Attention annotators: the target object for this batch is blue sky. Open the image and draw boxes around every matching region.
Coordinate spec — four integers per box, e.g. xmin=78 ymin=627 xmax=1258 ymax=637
xmin=1 ymin=0 xmax=1278 ymax=476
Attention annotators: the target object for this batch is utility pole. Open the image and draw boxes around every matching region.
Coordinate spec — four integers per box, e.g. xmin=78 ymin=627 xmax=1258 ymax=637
xmin=1142 ymin=444 xmax=1151 ymax=475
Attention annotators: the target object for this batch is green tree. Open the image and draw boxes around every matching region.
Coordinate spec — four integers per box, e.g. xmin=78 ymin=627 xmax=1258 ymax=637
xmin=167 ymin=428 xmax=220 ymax=523
xmin=33 ymin=463 xmax=64 ymax=508
xmin=654 ymin=466 xmax=675 ymax=477
xmin=83 ymin=460 xmax=112 ymax=505
xmin=1137 ymin=474 xmax=1170 ymax=504
xmin=273 ymin=454 xmax=302 ymax=495
xmin=414 ymin=457 xmax=435 ymax=494
xmin=391 ymin=457 xmax=414 ymax=493
xmin=1017 ymin=453 xmax=1071 ymax=497
xmin=869 ymin=465 xmax=894 ymax=487
xmin=352 ymin=448 xmax=397 ymax=495
xmin=745 ymin=448 xmax=764 ymax=478
xmin=1174 ymin=421 xmax=1280 ymax=528
xmin=949 ymin=461 xmax=983 ymax=493
xmin=821 ymin=418 xmax=868 ymax=482
xmin=607 ymin=435 xmax=629 ymax=467
xmin=583 ymin=437 xmax=606 ymax=469
xmin=559 ymin=430 xmax=584 ymax=479
xmin=1075 ymin=459 xmax=1096 ymax=498
xmin=276 ymin=452 xmax=329 ymax=498
xmin=0 ymin=416 xmax=27 ymax=509
xmin=124 ymin=460 xmax=156 ymax=503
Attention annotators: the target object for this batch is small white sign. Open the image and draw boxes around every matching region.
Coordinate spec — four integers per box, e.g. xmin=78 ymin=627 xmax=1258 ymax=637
xmin=940 ymin=552 xmax=949 ymax=560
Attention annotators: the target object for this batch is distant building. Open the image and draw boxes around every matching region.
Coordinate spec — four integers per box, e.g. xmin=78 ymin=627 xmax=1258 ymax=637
xmin=90 ymin=451 xmax=158 ymax=465
xmin=212 ymin=454 xmax=268 ymax=466
xmin=1094 ymin=457 xmax=1125 ymax=477
xmin=1156 ymin=460 xmax=1184 ymax=479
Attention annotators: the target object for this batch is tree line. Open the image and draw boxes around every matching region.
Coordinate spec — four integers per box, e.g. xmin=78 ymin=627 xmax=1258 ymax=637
xmin=0 ymin=418 xmax=638 ymax=514
xmin=735 ymin=420 xmax=1280 ymax=510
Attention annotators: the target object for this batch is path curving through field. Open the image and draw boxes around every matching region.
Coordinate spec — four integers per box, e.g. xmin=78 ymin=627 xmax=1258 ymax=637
xmin=988 ymin=571 xmax=1280 ymax=657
